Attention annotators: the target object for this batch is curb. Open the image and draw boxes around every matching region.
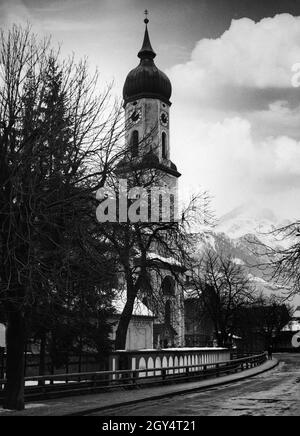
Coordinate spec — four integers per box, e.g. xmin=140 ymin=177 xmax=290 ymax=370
xmin=67 ymin=359 xmax=279 ymax=416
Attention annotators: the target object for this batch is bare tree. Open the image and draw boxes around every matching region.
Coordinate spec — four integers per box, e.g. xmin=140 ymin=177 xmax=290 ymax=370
xmin=264 ymin=222 xmax=300 ymax=298
xmin=235 ymin=294 xmax=292 ymax=353
xmin=97 ymin=155 xmax=213 ymax=351
xmin=191 ymin=249 xmax=255 ymax=347
xmin=0 ymin=25 xmax=126 ymax=410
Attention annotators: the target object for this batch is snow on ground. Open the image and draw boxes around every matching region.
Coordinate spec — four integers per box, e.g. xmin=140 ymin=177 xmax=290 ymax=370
xmin=0 ymin=403 xmax=47 ymax=413
xmin=24 ymin=380 xmax=77 ymax=387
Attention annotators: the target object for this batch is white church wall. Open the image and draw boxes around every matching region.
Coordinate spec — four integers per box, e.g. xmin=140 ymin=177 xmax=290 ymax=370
xmin=110 ymin=316 xmax=154 ymax=351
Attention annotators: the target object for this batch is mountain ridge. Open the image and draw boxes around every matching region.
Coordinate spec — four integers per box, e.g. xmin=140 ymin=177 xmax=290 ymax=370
xmin=195 ymin=204 xmax=294 ymax=301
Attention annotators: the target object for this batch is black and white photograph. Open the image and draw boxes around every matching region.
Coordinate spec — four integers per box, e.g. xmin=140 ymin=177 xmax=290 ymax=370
xmin=1 ymin=0 xmax=300 ymax=420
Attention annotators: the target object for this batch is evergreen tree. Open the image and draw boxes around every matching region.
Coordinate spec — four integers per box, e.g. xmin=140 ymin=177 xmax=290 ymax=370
xmin=0 ymin=26 xmax=123 ymax=410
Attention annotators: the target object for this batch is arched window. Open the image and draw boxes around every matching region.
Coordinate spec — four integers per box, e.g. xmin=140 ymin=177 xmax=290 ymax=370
xmin=162 ymin=276 xmax=175 ymax=296
xmin=162 ymin=132 xmax=167 ymax=159
xmin=132 ymin=130 xmax=139 ymax=157
xmin=165 ymin=300 xmax=171 ymax=325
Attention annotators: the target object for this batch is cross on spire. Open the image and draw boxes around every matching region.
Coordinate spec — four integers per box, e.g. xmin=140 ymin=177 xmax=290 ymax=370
xmin=138 ymin=9 xmax=156 ymax=60
xmin=144 ymin=9 xmax=149 ymax=24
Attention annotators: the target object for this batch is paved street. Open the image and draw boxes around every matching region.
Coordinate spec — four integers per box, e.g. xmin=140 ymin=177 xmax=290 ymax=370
xmin=91 ymin=354 xmax=300 ymax=416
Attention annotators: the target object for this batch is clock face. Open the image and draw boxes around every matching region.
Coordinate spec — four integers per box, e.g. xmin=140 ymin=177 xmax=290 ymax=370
xmin=129 ymin=108 xmax=142 ymax=124
xmin=160 ymin=111 xmax=169 ymax=126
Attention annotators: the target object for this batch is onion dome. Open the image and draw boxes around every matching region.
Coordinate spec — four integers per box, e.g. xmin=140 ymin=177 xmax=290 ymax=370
xmin=123 ymin=18 xmax=172 ymax=106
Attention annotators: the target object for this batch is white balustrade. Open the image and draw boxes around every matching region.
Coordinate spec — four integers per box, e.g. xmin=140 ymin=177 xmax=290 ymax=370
xmin=109 ymin=347 xmax=230 ymax=378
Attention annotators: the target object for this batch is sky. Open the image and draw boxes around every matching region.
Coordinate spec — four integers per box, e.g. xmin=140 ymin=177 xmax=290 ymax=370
xmin=2 ymin=0 xmax=300 ymax=220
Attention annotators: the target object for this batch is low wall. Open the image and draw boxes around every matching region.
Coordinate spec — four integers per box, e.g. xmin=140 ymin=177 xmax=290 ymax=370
xmin=109 ymin=347 xmax=230 ymax=378
xmin=0 ymin=353 xmax=106 ymax=379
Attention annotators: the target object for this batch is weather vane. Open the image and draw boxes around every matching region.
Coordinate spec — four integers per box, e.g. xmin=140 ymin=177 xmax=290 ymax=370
xmin=144 ymin=9 xmax=149 ymax=24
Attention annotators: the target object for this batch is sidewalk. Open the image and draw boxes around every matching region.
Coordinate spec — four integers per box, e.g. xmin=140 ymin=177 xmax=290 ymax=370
xmin=0 ymin=359 xmax=278 ymax=416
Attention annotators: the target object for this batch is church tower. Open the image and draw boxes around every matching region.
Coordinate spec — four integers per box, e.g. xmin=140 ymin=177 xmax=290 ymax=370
xmin=122 ymin=14 xmax=181 ymax=190
xmin=122 ymin=15 xmax=185 ymax=348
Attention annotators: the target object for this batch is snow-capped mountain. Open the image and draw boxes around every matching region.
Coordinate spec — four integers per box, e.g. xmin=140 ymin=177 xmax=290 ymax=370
xmin=195 ymin=204 xmax=295 ymax=301
xmin=216 ymin=203 xmax=291 ymax=249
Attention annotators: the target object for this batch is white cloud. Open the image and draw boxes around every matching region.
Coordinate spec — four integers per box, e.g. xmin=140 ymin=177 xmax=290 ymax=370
xmin=173 ymin=114 xmax=300 ymax=219
xmin=168 ymin=14 xmax=300 ymax=220
xmin=169 ymin=14 xmax=300 ymax=96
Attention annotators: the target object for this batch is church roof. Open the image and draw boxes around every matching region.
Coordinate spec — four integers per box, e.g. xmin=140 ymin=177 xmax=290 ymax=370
xmin=138 ymin=24 xmax=156 ymax=60
xmin=112 ymin=295 xmax=155 ymax=318
xmin=116 ymin=151 xmax=181 ymax=178
xmin=123 ymin=18 xmax=172 ymax=106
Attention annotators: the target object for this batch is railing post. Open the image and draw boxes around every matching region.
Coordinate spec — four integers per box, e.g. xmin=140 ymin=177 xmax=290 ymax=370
xmin=0 ymin=347 xmax=4 ymax=381
xmin=39 ymin=378 xmax=47 ymax=395
xmin=132 ymin=370 xmax=137 ymax=385
xmin=162 ymin=368 xmax=166 ymax=381
xmin=186 ymin=366 xmax=190 ymax=378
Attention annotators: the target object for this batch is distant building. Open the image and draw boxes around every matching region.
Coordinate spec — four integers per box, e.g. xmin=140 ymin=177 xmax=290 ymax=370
xmin=282 ymin=306 xmax=300 ymax=333
xmin=276 ymin=306 xmax=300 ymax=351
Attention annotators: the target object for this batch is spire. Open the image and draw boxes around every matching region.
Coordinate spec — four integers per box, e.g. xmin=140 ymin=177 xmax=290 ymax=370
xmin=138 ymin=10 xmax=156 ymax=60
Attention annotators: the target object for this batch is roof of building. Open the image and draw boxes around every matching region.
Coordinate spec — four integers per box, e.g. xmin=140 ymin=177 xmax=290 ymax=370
xmin=112 ymin=294 xmax=155 ymax=318
xmin=293 ymin=306 xmax=300 ymax=319
xmin=282 ymin=320 xmax=300 ymax=332
xmin=116 ymin=151 xmax=181 ymax=178
xmin=123 ymin=18 xmax=172 ymax=106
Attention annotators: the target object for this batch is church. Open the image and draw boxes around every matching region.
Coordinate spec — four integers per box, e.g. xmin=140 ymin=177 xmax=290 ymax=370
xmin=113 ymin=14 xmax=186 ymax=349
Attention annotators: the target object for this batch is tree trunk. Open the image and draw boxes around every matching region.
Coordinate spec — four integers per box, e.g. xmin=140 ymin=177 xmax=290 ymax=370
xmin=0 ymin=348 xmax=5 ymax=380
xmin=3 ymin=310 xmax=26 ymax=411
xmin=38 ymin=332 xmax=46 ymax=386
xmin=78 ymin=335 xmax=82 ymax=374
xmin=115 ymin=289 xmax=136 ymax=351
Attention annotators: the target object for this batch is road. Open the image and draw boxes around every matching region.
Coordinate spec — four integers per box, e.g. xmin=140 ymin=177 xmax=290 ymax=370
xmin=91 ymin=354 xmax=300 ymax=416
